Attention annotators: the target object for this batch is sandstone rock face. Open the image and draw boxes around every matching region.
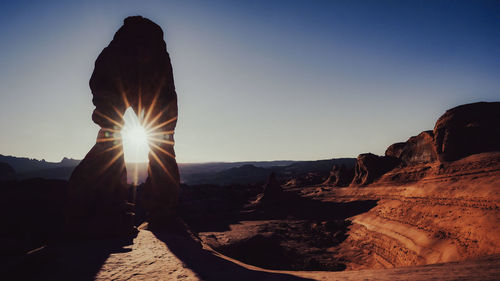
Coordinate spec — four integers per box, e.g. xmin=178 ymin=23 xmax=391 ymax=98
xmin=350 ymin=153 xmax=399 ymax=186
xmin=323 ymin=164 xmax=354 ymax=187
xmin=66 ymin=16 xmax=179 ymax=238
xmin=262 ymin=172 xmax=282 ymax=202
xmin=351 ymin=102 xmax=500 ymax=186
xmin=0 ymin=162 xmax=16 ymax=181
xmin=433 ymin=102 xmax=500 ymax=162
xmin=385 ymin=130 xmax=437 ymax=165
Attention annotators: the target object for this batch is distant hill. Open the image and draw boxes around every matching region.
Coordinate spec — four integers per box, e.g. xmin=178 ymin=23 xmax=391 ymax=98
xmin=0 ymin=162 xmax=16 ymax=181
xmin=182 ymin=158 xmax=357 ymax=186
xmin=0 ymin=154 xmax=356 ymax=186
xmin=184 ymin=164 xmax=271 ymax=186
xmin=0 ymin=155 xmax=81 ymax=180
xmin=178 ymin=161 xmax=296 ymax=184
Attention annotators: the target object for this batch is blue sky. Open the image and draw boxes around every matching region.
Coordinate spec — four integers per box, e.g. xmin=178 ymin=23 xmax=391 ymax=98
xmin=0 ymin=0 xmax=499 ymax=163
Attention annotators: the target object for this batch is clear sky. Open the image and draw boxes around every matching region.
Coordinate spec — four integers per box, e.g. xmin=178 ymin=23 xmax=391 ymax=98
xmin=0 ymin=0 xmax=499 ymax=163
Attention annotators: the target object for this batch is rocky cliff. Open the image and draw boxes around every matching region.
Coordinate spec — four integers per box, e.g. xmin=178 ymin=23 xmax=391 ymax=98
xmin=434 ymin=102 xmax=500 ymax=162
xmin=349 ymin=102 xmax=500 ymax=186
xmin=308 ymin=101 xmax=500 ymax=269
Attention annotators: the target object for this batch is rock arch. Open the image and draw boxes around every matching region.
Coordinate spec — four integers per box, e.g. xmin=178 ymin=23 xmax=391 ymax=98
xmin=66 ymin=16 xmax=179 ymax=238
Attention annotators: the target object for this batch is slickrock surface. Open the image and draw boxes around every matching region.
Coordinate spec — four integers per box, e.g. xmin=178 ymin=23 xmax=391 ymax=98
xmin=301 ymin=152 xmax=500 ymax=270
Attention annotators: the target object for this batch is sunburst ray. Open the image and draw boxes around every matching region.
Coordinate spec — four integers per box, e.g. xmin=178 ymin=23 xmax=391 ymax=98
xmin=94 ymin=110 xmax=123 ymax=128
xmin=149 ymin=149 xmax=175 ymax=182
xmin=146 ymin=116 xmax=177 ymax=133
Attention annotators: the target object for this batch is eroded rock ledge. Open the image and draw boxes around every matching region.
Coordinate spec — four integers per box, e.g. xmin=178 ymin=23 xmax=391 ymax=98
xmin=341 ymin=102 xmax=500 ymax=186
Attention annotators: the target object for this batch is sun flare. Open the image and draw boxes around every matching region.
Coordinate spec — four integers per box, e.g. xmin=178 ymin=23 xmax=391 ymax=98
xmin=94 ymin=91 xmax=178 ymax=183
xmin=121 ymin=108 xmax=151 ymax=163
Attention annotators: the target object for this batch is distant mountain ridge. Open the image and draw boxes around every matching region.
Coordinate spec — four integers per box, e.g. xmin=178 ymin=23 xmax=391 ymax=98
xmin=0 ymin=155 xmax=81 ymax=180
xmin=0 ymin=154 xmax=355 ymax=185
xmin=182 ymin=158 xmax=356 ymax=186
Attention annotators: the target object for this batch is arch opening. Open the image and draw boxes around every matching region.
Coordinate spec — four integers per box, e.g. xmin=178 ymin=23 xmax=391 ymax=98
xmin=121 ymin=107 xmax=150 ymax=185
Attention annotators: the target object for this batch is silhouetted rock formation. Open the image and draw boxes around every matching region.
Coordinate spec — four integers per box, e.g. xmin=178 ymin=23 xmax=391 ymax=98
xmin=0 ymin=162 xmax=16 ymax=181
xmin=385 ymin=130 xmax=437 ymax=165
xmin=66 ymin=16 xmax=179 ymax=238
xmin=350 ymin=153 xmax=399 ymax=186
xmin=262 ymin=172 xmax=282 ymax=201
xmin=433 ymin=102 xmax=500 ymax=162
xmin=323 ymin=164 xmax=354 ymax=187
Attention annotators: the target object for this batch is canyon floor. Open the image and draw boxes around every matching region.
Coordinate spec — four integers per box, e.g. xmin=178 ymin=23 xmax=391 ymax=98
xmin=13 ymin=152 xmax=499 ymax=280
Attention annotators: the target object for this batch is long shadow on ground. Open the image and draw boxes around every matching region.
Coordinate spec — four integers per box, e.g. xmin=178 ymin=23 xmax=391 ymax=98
xmin=151 ymin=219 xmax=315 ymax=281
xmin=5 ymin=237 xmax=136 ymax=281
xmin=178 ymin=189 xmax=378 ymax=271
xmin=182 ymin=188 xmax=378 ymax=233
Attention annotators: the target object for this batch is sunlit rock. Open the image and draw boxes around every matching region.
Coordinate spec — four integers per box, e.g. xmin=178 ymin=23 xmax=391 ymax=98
xmin=433 ymin=102 xmax=500 ymax=162
xmin=350 ymin=153 xmax=399 ymax=186
xmin=385 ymin=130 xmax=437 ymax=165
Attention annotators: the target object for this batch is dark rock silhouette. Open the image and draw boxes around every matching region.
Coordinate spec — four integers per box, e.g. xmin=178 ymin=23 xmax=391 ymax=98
xmin=262 ymin=172 xmax=282 ymax=201
xmin=66 ymin=16 xmax=179 ymax=238
xmin=322 ymin=164 xmax=354 ymax=187
xmin=350 ymin=153 xmax=399 ymax=186
xmin=433 ymin=102 xmax=500 ymax=162
xmin=0 ymin=162 xmax=16 ymax=181
xmin=385 ymin=130 xmax=437 ymax=165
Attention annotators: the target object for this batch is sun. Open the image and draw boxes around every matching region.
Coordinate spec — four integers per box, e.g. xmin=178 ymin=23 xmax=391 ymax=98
xmin=94 ymin=91 xmax=178 ymax=183
xmin=121 ymin=108 xmax=151 ymax=163
xmin=124 ymin=123 xmax=148 ymax=147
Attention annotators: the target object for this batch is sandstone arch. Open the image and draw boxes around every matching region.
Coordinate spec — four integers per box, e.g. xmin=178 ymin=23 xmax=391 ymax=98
xmin=66 ymin=16 xmax=179 ymax=238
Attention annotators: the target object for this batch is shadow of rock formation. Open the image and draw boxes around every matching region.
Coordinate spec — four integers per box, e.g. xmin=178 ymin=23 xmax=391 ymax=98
xmin=152 ymin=219 xmax=315 ymax=281
xmin=6 ymin=238 xmax=135 ymax=281
xmin=182 ymin=184 xmax=377 ymax=271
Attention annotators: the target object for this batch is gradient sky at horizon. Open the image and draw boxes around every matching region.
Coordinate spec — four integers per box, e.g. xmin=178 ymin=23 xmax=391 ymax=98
xmin=0 ymin=0 xmax=499 ymax=163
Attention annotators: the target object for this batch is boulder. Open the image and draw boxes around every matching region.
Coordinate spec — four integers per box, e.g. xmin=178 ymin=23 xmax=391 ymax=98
xmin=322 ymin=164 xmax=354 ymax=187
xmin=350 ymin=153 xmax=399 ymax=186
xmin=385 ymin=130 xmax=437 ymax=165
xmin=433 ymin=102 xmax=500 ymax=162
xmin=66 ymin=16 xmax=180 ymax=238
